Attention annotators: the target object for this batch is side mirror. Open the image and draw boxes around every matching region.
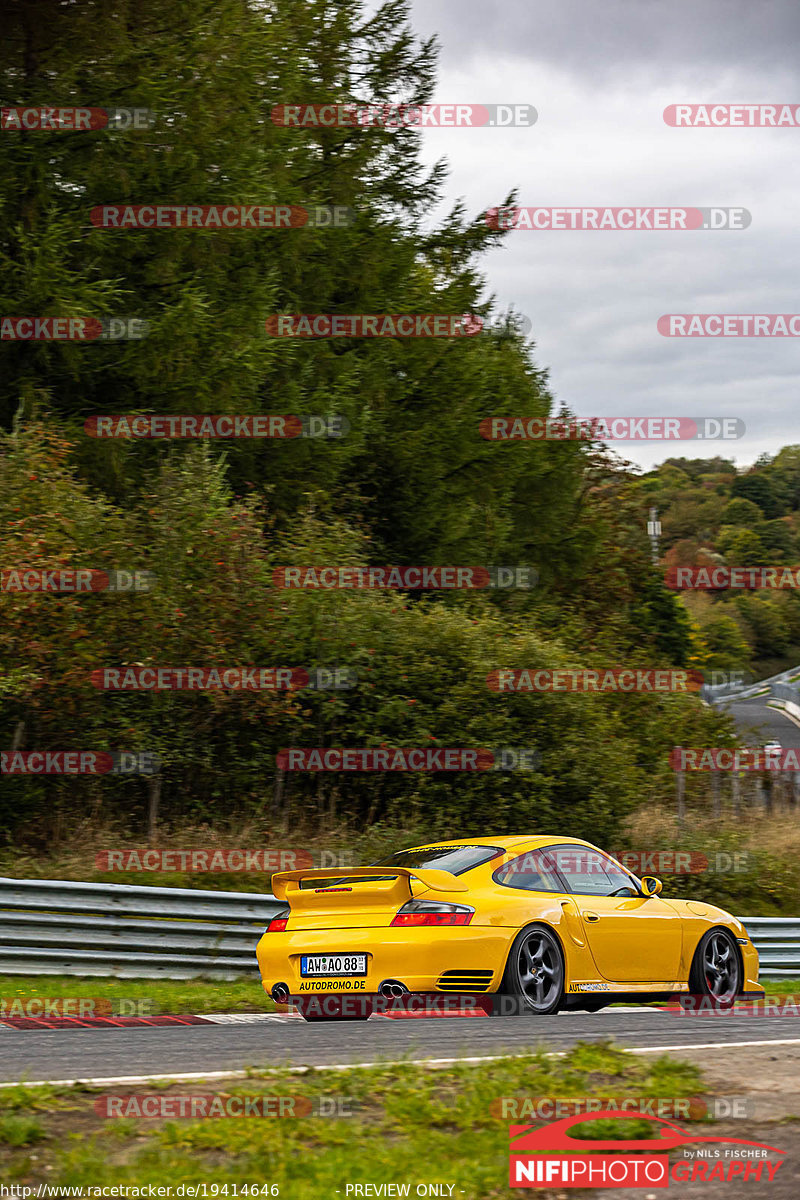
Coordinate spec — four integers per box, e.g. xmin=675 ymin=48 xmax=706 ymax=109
xmin=640 ymin=876 xmax=663 ymax=897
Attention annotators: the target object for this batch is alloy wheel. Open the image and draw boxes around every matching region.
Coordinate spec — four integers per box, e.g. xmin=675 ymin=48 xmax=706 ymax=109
xmin=702 ymin=932 xmax=740 ymax=1000
xmin=515 ymin=928 xmax=563 ymax=1012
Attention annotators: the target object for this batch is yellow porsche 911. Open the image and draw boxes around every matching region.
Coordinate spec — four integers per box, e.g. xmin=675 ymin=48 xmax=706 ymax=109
xmin=255 ymin=836 xmax=762 ymax=1020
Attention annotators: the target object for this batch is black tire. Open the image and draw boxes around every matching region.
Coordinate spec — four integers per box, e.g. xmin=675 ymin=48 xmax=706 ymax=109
xmin=688 ymin=928 xmax=741 ymax=1002
xmin=496 ymin=924 xmax=565 ymax=1015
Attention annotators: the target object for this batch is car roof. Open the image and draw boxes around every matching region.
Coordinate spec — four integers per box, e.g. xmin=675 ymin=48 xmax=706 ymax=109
xmin=404 ymin=835 xmax=598 ymax=851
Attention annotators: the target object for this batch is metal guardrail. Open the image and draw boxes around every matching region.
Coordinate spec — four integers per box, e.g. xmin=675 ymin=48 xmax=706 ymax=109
xmin=703 ymin=665 xmax=800 ymax=705
xmin=0 ymin=878 xmax=793 ymax=980
xmin=769 ymin=682 xmax=800 ymax=708
xmin=741 ymin=918 xmax=800 ymax=978
xmin=0 ymin=878 xmax=284 ymax=979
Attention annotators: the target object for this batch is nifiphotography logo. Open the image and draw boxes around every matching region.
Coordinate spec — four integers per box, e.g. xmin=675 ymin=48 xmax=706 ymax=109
xmin=508 ymin=1111 xmax=784 ymax=1188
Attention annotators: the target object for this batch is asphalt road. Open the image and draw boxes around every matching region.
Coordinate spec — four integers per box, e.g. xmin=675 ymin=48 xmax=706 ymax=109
xmin=1 ymin=1008 xmax=799 ymax=1084
xmin=721 ymin=695 xmax=800 ymax=746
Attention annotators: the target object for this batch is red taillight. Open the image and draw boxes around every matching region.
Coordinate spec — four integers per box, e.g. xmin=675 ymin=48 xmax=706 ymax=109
xmin=391 ymin=911 xmax=473 ymax=927
xmin=267 ymin=916 xmax=289 ymax=932
xmin=390 ymin=900 xmax=474 ymax=927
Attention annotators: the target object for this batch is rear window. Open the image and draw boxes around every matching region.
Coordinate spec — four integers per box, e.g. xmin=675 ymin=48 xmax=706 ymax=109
xmin=296 ymin=844 xmax=504 ymax=888
xmin=371 ymin=844 xmax=504 ymax=875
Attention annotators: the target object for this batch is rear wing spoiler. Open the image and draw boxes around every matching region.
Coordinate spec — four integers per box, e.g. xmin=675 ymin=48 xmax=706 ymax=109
xmin=270 ymin=865 xmax=468 ymax=902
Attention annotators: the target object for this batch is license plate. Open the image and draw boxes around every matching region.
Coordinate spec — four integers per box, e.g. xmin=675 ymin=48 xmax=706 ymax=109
xmin=300 ymin=954 xmax=367 ymax=977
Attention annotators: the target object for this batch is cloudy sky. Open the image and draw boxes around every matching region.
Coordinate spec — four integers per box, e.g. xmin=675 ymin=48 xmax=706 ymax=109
xmin=407 ymin=0 xmax=800 ymax=470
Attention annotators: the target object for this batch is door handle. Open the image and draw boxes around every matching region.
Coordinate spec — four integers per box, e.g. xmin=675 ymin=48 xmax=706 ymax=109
xmin=583 ymin=911 xmax=600 ymax=922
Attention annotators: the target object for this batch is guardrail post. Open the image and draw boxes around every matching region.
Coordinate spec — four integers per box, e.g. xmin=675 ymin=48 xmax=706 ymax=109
xmin=779 ymin=770 xmax=790 ymax=812
xmin=711 ymin=770 xmax=720 ymax=819
xmin=676 ymin=770 xmax=685 ymax=827
xmin=147 ymin=775 xmax=162 ymax=847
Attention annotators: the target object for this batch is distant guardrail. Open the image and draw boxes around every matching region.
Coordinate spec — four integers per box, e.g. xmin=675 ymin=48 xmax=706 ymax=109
xmin=769 ymin=682 xmax=800 ymax=709
xmin=0 ymin=878 xmax=283 ymax=979
xmin=0 ymin=878 xmax=792 ymax=979
xmin=702 ymin=665 xmax=800 ymax=705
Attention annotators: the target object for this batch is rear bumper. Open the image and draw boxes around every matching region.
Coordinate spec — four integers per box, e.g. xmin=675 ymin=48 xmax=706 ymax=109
xmin=255 ymin=925 xmax=510 ymax=996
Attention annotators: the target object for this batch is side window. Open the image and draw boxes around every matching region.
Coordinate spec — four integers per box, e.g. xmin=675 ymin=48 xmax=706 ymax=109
xmin=547 ymin=847 xmax=638 ymax=897
xmin=493 ymin=848 xmax=566 ymax=893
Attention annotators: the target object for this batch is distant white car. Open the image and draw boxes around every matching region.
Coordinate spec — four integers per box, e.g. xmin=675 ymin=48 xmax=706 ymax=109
xmin=764 ymin=741 xmax=782 ymax=754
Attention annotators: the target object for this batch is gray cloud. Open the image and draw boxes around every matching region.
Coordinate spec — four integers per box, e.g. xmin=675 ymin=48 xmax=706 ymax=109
xmin=412 ymin=0 xmax=800 ymax=82
xmin=408 ymin=0 xmax=800 ymax=470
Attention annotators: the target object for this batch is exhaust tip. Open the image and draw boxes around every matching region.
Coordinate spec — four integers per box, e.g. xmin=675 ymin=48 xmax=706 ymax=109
xmin=271 ymin=982 xmax=290 ymax=1003
xmin=378 ymin=979 xmax=408 ymax=999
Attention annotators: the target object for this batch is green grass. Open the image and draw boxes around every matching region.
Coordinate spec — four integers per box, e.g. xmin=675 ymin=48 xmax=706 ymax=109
xmin=761 ymin=978 xmax=800 ymax=993
xmin=0 ymin=974 xmax=792 ymax=1019
xmin=0 ymin=1044 xmax=709 ymax=1198
xmin=0 ymin=975 xmax=274 ymax=1016
xmin=0 ymin=1115 xmax=46 ymax=1147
